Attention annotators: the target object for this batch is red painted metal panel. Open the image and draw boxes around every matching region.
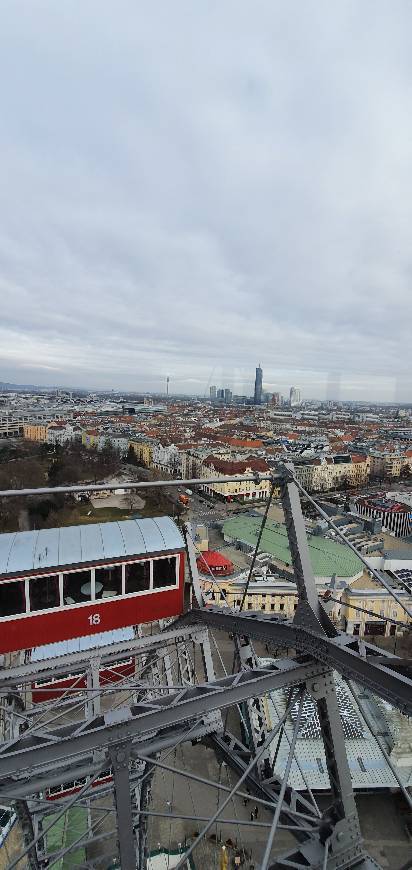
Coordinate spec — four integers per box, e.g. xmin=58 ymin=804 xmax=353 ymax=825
xmin=0 ymin=553 xmax=185 ymax=655
xmin=32 ymin=661 xmax=135 ymax=702
xmin=46 ymin=773 xmax=113 ymax=801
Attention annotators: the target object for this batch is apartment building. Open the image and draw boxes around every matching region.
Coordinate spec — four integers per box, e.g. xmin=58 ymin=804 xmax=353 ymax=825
xmin=340 ymin=575 xmax=411 ymax=637
xmin=128 ymin=439 xmax=155 ymax=467
xmin=293 ymin=454 xmax=370 ymax=493
xmin=82 ymin=429 xmax=100 ymax=449
xmin=151 ymin=443 xmax=181 ymax=475
xmin=370 ymin=451 xmax=403 ymax=479
xmin=201 ymin=456 xmax=273 ymax=501
xmin=22 ymin=423 xmax=49 ymax=442
xmin=47 ymin=422 xmax=82 ymax=446
xmin=180 ymin=447 xmax=231 ymax=480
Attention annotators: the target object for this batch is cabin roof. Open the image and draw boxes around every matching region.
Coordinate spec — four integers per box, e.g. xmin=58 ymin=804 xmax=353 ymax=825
xmin=0 ymin=517 xmax=184 ymax=577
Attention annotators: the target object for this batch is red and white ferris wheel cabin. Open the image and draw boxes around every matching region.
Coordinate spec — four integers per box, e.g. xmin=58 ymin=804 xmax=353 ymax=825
xmin=0 ymin=516 xmax=185 ymax=654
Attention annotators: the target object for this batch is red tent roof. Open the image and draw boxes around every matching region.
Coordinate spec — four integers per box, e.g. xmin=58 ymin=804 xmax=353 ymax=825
xmin=196 ymin=550 xmax=234 ymax=575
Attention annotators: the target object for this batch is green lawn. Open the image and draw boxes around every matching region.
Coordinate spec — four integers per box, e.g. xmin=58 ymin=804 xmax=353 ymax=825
xmin=74 ymin=504 xmax=133 ymax=523
xmin=54 ymin=501 xmax=177 ymax=526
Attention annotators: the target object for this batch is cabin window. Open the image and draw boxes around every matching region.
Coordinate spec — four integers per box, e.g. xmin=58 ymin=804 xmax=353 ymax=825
xmin=152 ymin=557 xmax=177 ymax=589
xmin=95 ymin=564 xmax=122 ymax=599
xmin=63 ymin=570 xmax=92 ymax=605
xmin=30 ymin=574 xmax=60 ymax=611
xmin=125 ymin=560 xmax=150 ymax=594
xmin=0 ymin=581 xmax=26 ymax=617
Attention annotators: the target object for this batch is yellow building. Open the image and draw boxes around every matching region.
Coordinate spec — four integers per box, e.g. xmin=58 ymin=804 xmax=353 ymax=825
xmin=82 ymin=429 xmax=100 ymax=449
xmin=203 ymin=576 xmax=298 ymax=617
xmin=203 ymin=570 xmax=409 ymax=637
xmin=294 ymin=455 xmax=370 ymax=493
xmin=293 ymin=463 xmax=316 ymax=491
xmin=201 ymin=457 xmax=277 ymax=502
xmin=128 ymin=439 xmax=154 ymax=467
xmin=370 ymin=452 xmax=403 ymax=479
xmin=340 ymin=574 xmax=411 ymax=637
xmin=22 ymin=423 xmax=49 ymax=442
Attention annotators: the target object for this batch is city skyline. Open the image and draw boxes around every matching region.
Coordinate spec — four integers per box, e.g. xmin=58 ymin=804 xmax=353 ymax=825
xmin=2 ymin=373 xmax=412 ymax=407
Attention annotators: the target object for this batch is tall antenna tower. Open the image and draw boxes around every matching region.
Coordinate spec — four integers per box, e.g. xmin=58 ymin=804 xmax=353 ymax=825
xmin=166 ymin=375 xmax=170 ymax=398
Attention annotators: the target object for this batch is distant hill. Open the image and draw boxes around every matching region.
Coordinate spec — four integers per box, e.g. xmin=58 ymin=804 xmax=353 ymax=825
xmin=0 ymin=381 xmax=55 ymax=392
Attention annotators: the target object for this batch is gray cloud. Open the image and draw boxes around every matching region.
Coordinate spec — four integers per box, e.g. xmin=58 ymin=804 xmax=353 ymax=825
xmin=0 ymin=1 xmax=411 ymax=400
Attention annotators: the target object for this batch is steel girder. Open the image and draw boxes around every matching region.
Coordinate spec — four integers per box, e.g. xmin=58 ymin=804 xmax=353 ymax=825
xmin=0 ymin=722 xmax=216 ymax=802
xmin=1 ymin=467 xmax=407 ymax=869
xmin=0 ymin=624 xmax=200 ymax=693
xmin=0 ymin=657 xmax=327 ymax=780
xmin=208 ymin=730 xmax=319 ymax=842
xmin=179 ymin=606 xmax=412 ymax=715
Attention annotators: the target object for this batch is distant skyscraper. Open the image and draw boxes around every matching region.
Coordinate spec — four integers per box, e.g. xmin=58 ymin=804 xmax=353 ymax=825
xmin=254 ymin=365 xmax=263 ymax=405
xmin=224 ymin=388 xmax=232 ymax=403
xmin=217 ymin=388 xmax=225 ymax=400
xmin=290 ymin=386 xmax=301 ymax=407
xmin=210 ymin=385 xmax=217 ymax=401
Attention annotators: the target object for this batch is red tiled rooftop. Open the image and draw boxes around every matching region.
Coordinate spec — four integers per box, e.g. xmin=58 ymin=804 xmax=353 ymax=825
xmin=205 ymin=456 xmax=268 ymax=474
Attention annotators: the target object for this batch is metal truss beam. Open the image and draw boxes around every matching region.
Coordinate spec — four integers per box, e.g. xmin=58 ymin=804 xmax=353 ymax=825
xmin=208 ymin=731 xmax=319 ymax=842
xmin=0 ymin=472 xmax=281 ymax=499
xmin=0 ymin=722 xmax=215 ymax=802
xmin=280 ymin=467 xmax=337 ymax=638
xmin=0 ymin=463 xmax=405 ymax=870
xmin=0 ymin=657 xmax=326 ymax=780
xmin=0 ymin=624 xmax=199 ymax=692
xmin=180 ymin=607 xmax=412 ymax=715
xmin=109 ymin=743 xmax=135 ymax=869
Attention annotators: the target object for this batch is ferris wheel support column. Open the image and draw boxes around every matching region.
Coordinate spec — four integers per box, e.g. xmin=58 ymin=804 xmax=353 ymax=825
xmin=273 ymin=463 xmax=371 ymax=870
xmin=85 ymin=656 xmax=101 ymax=719
xmin=306 ymin=672 xmax=366 ymax=869
xmin=109 ymin=741 xmax=136 ymax=870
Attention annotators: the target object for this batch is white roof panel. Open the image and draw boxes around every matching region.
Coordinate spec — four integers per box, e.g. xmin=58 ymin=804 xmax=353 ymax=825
xmin=7 ymin=529 xmax=39 ymax=575
xmin=33 ymin=528 xmax=60 ymax=572
xmin=0 ymin=517 xmax=184 ymax=578
xmin=137 ymin=518 xmax=167 ymax=554
xmin=99 ymin=522 xmax=125 ymax=561
xmin=154 ymin=516 xmax=185 ymax=552
xmin=118 ymin=520 xmax=147 ymax=556
xmin=257 ymin=660 xmax=402 ymax=790
xmin=80 ymin=523 xmax=104 ymax=564
xmin=0 ymin=533 xmax=16 ymax=574
xmin=58 ymin=525 xmax=82 ymax=568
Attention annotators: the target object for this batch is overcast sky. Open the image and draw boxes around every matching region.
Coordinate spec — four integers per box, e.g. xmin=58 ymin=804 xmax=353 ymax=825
xmin=0 ymin=2 xmax=411 ymax=401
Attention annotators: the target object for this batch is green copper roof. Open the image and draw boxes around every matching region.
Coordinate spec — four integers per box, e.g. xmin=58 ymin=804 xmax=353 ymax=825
xmin=223 ymin=516 xmax=362 ymax=578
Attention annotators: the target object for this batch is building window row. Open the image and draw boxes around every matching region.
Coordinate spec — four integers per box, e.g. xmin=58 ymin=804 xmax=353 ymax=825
xmin=0 ymin=556 xmax=179 ymax=619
